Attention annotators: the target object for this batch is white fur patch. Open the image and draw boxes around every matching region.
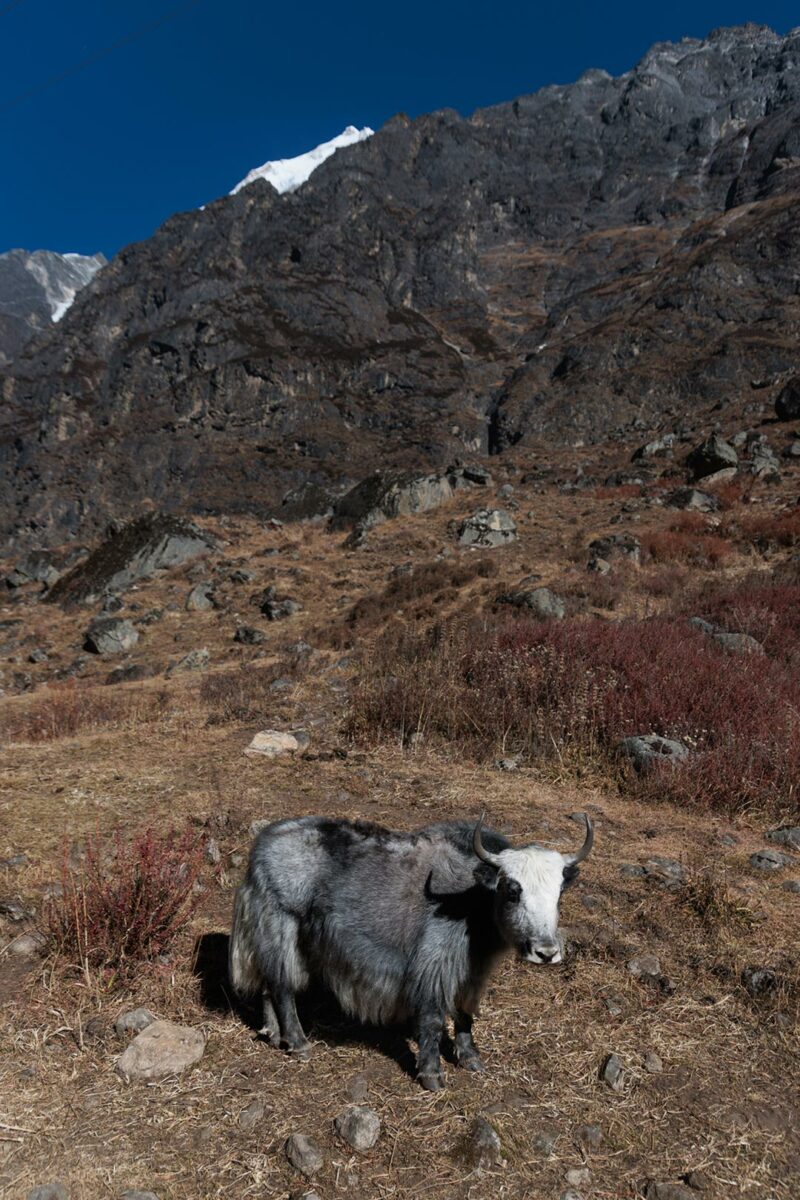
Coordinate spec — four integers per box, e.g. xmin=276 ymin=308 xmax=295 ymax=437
xmin=496 ymin=847 xmax=567 ymax=963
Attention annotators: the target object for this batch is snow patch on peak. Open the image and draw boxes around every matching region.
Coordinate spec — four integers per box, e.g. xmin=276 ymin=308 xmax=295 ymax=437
xmin=230 ymin=125 xmax=374 ymax=196
xmin=25 ymin=251 xmax=106 ymax=322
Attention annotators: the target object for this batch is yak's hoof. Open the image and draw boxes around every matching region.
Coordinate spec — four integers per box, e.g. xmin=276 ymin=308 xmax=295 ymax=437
xmin=256 ymin=1026 xmax=280 ymax=1046
xmin=287 ymin=1041 xmax=311 ymax=1061
xmin=458 ymin=1052 xmax=485 ymax=1073
xmin=418 ymin=1071 xmax=445 ymax=1092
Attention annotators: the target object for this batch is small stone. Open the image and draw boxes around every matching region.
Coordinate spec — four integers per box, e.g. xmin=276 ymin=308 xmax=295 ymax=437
xmin=566 ymin=1167 xmax=591 ymax=1187
xmin=619 ymin=863 xmax=647 ymax=878
xmin=741 ymin=966 xmax=778 ymax=997
xmin=644 ymin=857 xmax=685 ymax=883
xmin=0 ymin=852 xmax=30 ymax=870
xmin=684 ymin=1169 xmax=711 ymax=1191
xmin=628 ymin=954 xmax=662 ymax=980
xmin=115 ymin=1020 xmax=205 ymax=1081
xmin=531 ymin=1130 xmax=558 ymax=1155
xmin=600 ymin=1052 xmax=624 ymax=1091
xmin=645 ymin=1184 xmax=696 ymax=1200
xmin=346 ymin=1073 xmax=370 ymax=1103
xmin=186 ymin=583 xmax=215 ymax=612
xmin=238 ymin=1098 xmax=265 ymax=1131
xmin=644 ymin=1050 xmax=663 ymax=1073
xmin=8 ymin=931 xmax=46 ymax=957
xmin=766 ymin=825 xmax=800 ymax=851
xmin=114 ymin=1007 xmax=156 ymax=1037
xmin=204 ymin=838 xmax=221 ymax=865
xmin=603 ymin=994 xmax=625 ymax=1016
xmin=234 ymin=625 xmax=266 ymax=644
xmin=494 ymin=757 xmax=518 ymax=771
xmin=244 ymin=730 xmax=301 ymax=758
xmin=285 ymin=1133 xmax=324 ymax=1178
xmin=576 ymin=1124 xmax=603 ymax=1150
xmin=782 ymin=880 xmax=800 ymax=893
xmin=27 ymin=1185 xmax=68 ymax=1200
xmin=166 ymin=648 xmax=210 ymax=675
xmin=750 ymin=848 xmax=795 ymax=872
xmin=0 ymin=898 xmax=32 ymax=922
xmin=467 ymin=1116 xmax=503 ymax=1167
xmin=560 ymin=1192 xmax=583 ymax=1200
xmin=334 ymin=1106 xmax=381 ymax=1152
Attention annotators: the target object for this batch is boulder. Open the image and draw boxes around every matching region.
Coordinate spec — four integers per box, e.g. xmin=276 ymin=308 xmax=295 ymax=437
xmin=689 ymin=618 xmax=764 ymax=656
xmin=244 ymin=730 xmax=302 ymax=758
xmin=234 ymin=625 xmax=266 ymax=645
xmin=115 ymin=1007 xmax=156 ymax=1037
xmin=618 ymin=734 xmax=690 ymax=773
xmin=259 ymin=586 xmax=302 ymax=620
xmin=84 ymin=617 xmax=139 ymax=655
xmin=185 ymin=583 xmax=215 ymax=612
xmin=498 ymin=586 xmax=565 ymax=618
xmin=448 ymin=463 xmax=493 ymax=488
xmin=5 ymin=550 xmax=64 ymax=590
xmin=48 ymin=513 xmax=215 ymax=607
xmin=685 ymin=435 xmax=738 ymax=481
xmin=285 ymin=1133 xmax=324 ymax=1178
xmin=666 ymin=488 xmax=718 ymax=512
xmin=775 ymin=377 xmax=800 ymax=421
xmin=766 ymin=826 xmax=800 ymax=851
xmin=166 ymin=648 xmax=210 ymax=674
xmin=330 ymin=469 xmax=453 ymax=534
xmin=115 ymin=1020 xmax=205 ymax=1081
xmin=458 ymin=508 xmax=517 ymax=547
xmin=749 ymin=848 xmax=795 ymax=872
xmin=631 ymin=433 xmax=676 ymax=461
xmin=588 ymin=533 xmax=641 ymax=565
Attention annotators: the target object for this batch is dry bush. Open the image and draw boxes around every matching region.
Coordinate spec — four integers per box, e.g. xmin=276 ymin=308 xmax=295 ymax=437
xmin=348 ymin=613 xmax=800 ymax=816
xmin=640 ymin=563 xmax=690 ymax=600
xmin=592 ymin=483 xmax=643 ymax=500
xmin=734 ymin=506 xmax=800 ymax=550
xmin=640 ymin=528 xmax=733 ymax=567
xmin=44 ymin=827 xmax=203 ymax=988
xmin=689 ymin=579 xmax=800 ymax=670
xmin=200 ymin=663 xmax=292 ymax=723
xmin=0 ymin=681 xmax=169 ymax=743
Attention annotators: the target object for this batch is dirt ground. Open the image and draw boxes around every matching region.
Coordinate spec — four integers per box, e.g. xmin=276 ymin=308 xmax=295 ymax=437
xmin=1 ymin=430 xmax=799 ymax=1199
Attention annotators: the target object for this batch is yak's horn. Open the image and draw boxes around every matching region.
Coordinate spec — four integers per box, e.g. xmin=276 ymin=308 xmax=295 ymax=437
xmin=473 ymin=812 xmax=503 ymax=868
xmin=569 ymin=814 xmax=594 ymax=865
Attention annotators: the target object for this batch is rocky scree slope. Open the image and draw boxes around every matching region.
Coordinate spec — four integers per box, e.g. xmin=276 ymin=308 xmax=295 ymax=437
xmin=3 ymin=24 xmax=800 ymax=546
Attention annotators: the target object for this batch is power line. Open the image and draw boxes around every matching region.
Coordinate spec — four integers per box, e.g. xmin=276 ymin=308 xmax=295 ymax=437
xmin=0 ymin=0 xmax=202 ymax=114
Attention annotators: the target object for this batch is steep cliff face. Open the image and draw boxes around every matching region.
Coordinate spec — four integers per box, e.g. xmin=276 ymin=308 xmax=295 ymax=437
xmin=2 ymin=24 xmax=800 ymax=546
xmin=0 ymin=250 xmax=105 ymax=366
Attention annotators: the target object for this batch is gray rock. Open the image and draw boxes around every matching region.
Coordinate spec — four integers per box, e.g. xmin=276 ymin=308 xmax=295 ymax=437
xmin=497 ymin=482 xmax=515 ymax=498
xmin=749 ymin=848 xmax=795 ymax=872
xmin=741 ymin=966 xmax=778 ymax=997
xmin=685 ymin=434 xmax=738 ymax=481
xmin=645 ymin=1184 xmax=696 ymax=1200
xmin=627 ymin=954 xmax=661 ymax=981
xmin=186 ymin=583 xmax=215 ymax=612
xmin=588 ymin=532 xmax=641 ymax=565
xmin=84 ymin=617 xmax=139 ymax=655
xmin=498 ymin=586 xmax=565 ymax=618
xmin=234 ymin=625 xmax=266 ymax=644
xmin=28 ymin=647 xmax=49 ymax=663
xmin=576 ymin=1125 xmax=603 ymax=1150
xmin=458 ymin=508 xmax=517 ymax=548
xmin=260 ymin=587 xmax=303 ymax=620
xmin=238 ymin=1098 xmax=265 ymax=1131
xmin=285 ymin=1133 xmax=324 ymax=1177
xmin=166 ymin=648 xmax=210 ymax=675
xmin=345 ymin=1073 xmax=370 ymax=1103
xmin=782 ymin=439 xmax=800 ymax=458
xmin=619 ymin=863 xmax=647 ymax=878
xmin=115 ymin=1020 xmax=205 ymax=1081
xmin=783 ymin=880 xmax=800 ymax=893
xmin=689 ymin=618 xmax=764 ymax=655
xmin=204 ymin=838 xmax=221 ymax=865
xmin=618 ymin=734 xmax=690 ymax=773
xmin=587 ymin=556 xmax=611 ymax=574
xmin=331 ymin=469 xmax=454 ymax=534
xmin=7 ymin=931 xmax=46 ymax=957
xmin=600 ymin=1052 xmax=624 ymax=1091
xmin=48 ymin=514 xmax=214 ymax=606
xmin=27 ymin=1185 xmax=68 ymax=1200
xmin=766 ymin=826 xmax=800 ymax=851
xmin=666 ymin=487 xmax=718 ymax=512
xmin=644 ymin=1049 xmax=664 ymax=1073
xmin=632 ymin=433 xmax=676 ymax=460
xmin=560 ymin=1192 xmax=583 ymax=1200
xmin=531 ymin=1130 xmax=558 ymax=1155
xmin=115 ymin=1008 xmax=156 ymax=1037
xmin=565 ymin=1167 xmax=591 ymax=1188
xmin=644 ymin=856 xmax=685 ymax=882
xmin=0 ymin=898 xmax=33 ymax=921
xmin=467 ymin=1117 xmax=503 ymax=1167
xmin=334 ymin=1106 xmax=381 ymax=1152
xmin=244 ymin=730 xmax=302 ymax=758
xmin=495 ymin=757 xmax=519 ymax=771
xmin=776 ymin=377 xmax=800 ymax=421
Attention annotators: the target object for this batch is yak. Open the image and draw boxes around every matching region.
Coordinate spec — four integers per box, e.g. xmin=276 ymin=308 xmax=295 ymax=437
xmin=229 ymin=812 xmax=593 ymax=1089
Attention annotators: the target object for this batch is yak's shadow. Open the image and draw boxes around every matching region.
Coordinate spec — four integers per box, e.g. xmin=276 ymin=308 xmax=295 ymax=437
xmin=192 ymin=931 xmax=438 ymax=1081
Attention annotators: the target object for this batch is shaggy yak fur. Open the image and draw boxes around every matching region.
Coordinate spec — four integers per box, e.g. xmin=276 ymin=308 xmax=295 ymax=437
xmin=229 ymin=814 xmax=593 ymax=1089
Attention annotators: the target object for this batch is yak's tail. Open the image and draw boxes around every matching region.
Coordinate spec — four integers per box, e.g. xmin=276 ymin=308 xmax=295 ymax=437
xmin=228 ymin=883 xmax=262 ymax=998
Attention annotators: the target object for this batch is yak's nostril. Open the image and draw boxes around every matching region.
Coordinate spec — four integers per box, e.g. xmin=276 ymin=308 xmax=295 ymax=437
xmin=536 ymin=946 xmax=559 ymax=963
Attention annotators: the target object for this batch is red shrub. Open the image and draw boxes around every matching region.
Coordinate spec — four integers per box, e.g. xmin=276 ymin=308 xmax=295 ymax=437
xmin=690 ymin=580 xmax=800 ymax=670
xmin=737 ymin=507 xmax=800 ymax=550
xmin=45 ymin=827 xmax=204 ymax=986
xmin=349 ymin=613 xmax=800 ymax=817
xmin=641 ymin=529 xmax=732 ymax=567
xmin=593 ymin=484 xmax=643 ymax=500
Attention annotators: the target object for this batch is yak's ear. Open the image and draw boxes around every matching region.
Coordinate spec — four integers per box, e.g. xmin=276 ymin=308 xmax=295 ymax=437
xmin=562 ymin=863 xmax=580 ymax=890
xmin=474 ymin=861 xmax=500 ymax=890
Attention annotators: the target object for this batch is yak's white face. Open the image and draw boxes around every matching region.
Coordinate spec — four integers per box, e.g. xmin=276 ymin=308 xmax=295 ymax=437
xmin=491 ymin=847 xmax=577 ymax=964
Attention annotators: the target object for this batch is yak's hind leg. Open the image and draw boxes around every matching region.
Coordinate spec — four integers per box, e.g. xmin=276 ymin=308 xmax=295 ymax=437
xmin=257 ymin=990 xmax=280 ymax=1045
xmin=270 ymin=983 xmax=310 ymax=1058
xmin=454 ymin=1009 xmax=485 ymax=1072
xmin=416 ymin=1006 xmax=446 ymax=1091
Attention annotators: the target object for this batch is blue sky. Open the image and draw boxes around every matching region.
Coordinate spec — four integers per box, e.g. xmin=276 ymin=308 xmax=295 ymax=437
xmin=1 ymin=1 xmax=797 ymax=258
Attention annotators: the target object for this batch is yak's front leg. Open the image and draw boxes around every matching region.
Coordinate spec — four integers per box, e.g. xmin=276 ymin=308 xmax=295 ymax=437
xmin=416 ymin=1006 xmax=446 ymax=1090
xmin=257 ymin=989 xmax=281 ymax=1045
xmin=271 ymin=984 xmax=311 ymax=1059
xmin=454 ymin=1009 xmax=485 ymax=1073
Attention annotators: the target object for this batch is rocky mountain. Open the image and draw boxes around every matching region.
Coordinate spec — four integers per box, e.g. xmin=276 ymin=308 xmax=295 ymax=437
xmin=0 ymin=249 xmax=106 ymax=367
xmin=229 ymin=125 xmax=374 ymax=195
xmin=2 ymin=23 xmax=800 ymax=547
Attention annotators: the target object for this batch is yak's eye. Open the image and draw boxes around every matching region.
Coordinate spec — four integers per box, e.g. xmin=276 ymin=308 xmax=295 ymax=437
xmin=505 ymin=879 xmax=522 ymax=904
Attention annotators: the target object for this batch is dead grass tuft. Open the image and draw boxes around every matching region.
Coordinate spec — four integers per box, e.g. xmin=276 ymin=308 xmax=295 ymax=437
xmin=0 ymin=680 xmax=170 ymax=743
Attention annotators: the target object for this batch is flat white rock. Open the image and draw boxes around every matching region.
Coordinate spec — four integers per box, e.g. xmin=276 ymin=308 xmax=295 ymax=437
xmin=244 ymin=730 xmax=300 ymax=758
xmin=116 ymin=1019 xmax=205 ymax=1081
